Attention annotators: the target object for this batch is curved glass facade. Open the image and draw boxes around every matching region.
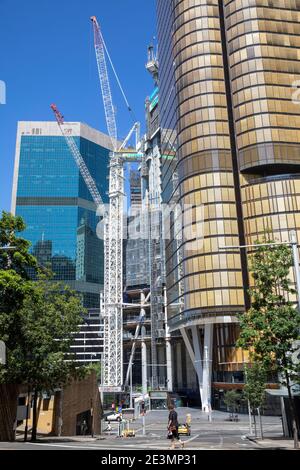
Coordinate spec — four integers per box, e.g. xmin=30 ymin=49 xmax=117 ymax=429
xmin=224 ymin=0 xmax=300 ymax=172
xmin=241 ymin=173 xmax=300 ymax=295
xmin=158 ymin=0 xmax=244 ymax=327
xmin=156 ymin=0 xmax=300 ymax=392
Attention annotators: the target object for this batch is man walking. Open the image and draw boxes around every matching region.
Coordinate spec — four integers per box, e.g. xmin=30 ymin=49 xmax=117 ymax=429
xmin=167 ymin=404 xmax=184 ymax=449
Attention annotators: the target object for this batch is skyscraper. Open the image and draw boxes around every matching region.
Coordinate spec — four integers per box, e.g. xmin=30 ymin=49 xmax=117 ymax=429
xmin=156 ymin=0 xmax=300 ymax=408
xmin=11 ymin=121 xmax=112 ymax=308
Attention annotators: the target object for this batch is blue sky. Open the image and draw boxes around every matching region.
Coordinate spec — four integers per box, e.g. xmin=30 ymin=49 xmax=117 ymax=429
xmin=0 ymin=0 xmax=156 ymax=212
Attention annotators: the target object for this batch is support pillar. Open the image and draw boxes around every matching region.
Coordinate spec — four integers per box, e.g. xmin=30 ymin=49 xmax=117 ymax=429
xmin=164 ymin=286 xmax=173 ymax=391
xmin=166 ymin=340 xmax=173 ymax=391
xmin=175 ymin=342 xmax=183 ymax=388
xmin=202 ymin=323 xmax=213 ymax=411
xmin=191 ymin=326 xmax=203 ymax=404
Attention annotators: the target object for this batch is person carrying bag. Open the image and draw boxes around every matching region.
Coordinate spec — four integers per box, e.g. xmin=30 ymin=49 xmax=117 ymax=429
xmin=167 ymin=404 xmax=184 ymax=449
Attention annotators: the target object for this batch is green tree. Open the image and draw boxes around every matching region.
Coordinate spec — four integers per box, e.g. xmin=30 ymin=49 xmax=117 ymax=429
xmin=237 ymin=237 xmax=300 ymax=448
xmin=87 ymin=361 xmax=101 ymax=382
xmin=243 ymin=362 xmax=267 ymax=411
xmin=0 ymin=213 xmax=87 ymax=441
xmin=243 ymin=362 xmax=267 ymax=438
xmin=1 ymin=276 xmax=85 ymax=440
xmin=223 ymin=390 xmax=240 ymax=417
xmin=0 ymin=211 xmax=37 ymax=277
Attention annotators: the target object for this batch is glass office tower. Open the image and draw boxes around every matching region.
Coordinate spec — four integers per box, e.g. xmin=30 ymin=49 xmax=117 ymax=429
xmin=156 ymin=0 xmax=300 ymax=409
xmin=11 ymin=121 xmax=111 ymax=308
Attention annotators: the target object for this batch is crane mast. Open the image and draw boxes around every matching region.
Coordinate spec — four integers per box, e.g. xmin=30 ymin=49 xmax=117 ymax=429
xmin=103 ymin=154 xmax=124 ymax=390
xmin=51 ymin=101 xmax=124 ymax=390
xmin=91 ymin=16 xmax=125 ymax=390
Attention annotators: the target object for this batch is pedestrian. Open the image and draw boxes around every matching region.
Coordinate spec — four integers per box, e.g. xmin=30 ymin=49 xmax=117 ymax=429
xmin=106 ymin=422 xmax=112 ymax=432
xmin=167 ymin=403 xmax=184 ymax=449
xmin=81 ymin=419 xmax=88 ymax=436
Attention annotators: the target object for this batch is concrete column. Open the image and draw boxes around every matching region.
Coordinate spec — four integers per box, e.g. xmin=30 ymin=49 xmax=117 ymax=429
xmin=201 ymin=323 xmax=213 ymax=411
xmin=180 ymin=327 xmax=195 ymax=363
xmin=191 ymin=326 xmax=203 ymax=403
xmin=164 ymin=286 xmax=173 ymax=391
xmin=185 ymin=344 xmax=196 ymax=390
xmin=166 ymin=340 xmax=173 ymax=391
xmin=157 ymin=345 xmax=164 ymax=387
xmin=176 ymin=342 xmax=183 ymax=388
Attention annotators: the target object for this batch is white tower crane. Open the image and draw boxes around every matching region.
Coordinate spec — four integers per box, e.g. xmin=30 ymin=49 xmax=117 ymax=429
xmin=51 ymin=17 xmax=142 ymax=392
xmin=91 ymin=16 xmax=124 ymax=391
xmin=91 ymin=16 xmax=142 ymax=391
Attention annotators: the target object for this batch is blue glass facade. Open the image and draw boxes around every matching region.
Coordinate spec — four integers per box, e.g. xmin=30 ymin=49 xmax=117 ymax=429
xmin=14 ymin=131 xmax=110 ymax=308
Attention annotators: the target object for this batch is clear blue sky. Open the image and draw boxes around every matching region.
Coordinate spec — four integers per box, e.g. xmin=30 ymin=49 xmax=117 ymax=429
xmin=0 ymin=0 xmax=156 ymax=212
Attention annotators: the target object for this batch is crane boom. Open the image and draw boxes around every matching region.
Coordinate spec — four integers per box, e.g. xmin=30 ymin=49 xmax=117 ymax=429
xmin=91 ymin=16 xmax=117 ymax=152
xmin=118 ymin=122 xmax=140 ymax=152
xmin=50 ymin=104 xmax=105 ymax=211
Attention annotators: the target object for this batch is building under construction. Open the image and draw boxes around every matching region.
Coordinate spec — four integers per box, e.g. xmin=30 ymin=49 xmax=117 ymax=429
xmin=10 ymin=12 xmax=201 ymax=409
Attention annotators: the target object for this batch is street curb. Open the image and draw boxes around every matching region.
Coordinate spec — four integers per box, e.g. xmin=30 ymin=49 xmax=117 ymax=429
xmin=244 ymin=435 xmax=296 ymax=450
xmin=244 ymin=435 xmax=261 ymax=445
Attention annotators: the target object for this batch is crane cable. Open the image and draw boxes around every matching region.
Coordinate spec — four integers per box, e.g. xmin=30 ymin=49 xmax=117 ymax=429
xmin=99 ymin=29 xmax=137 ymax=124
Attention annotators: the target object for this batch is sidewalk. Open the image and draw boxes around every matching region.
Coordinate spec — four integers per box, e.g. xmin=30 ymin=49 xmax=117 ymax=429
xmin=247 ymin=435 xmax=298 ymax=450
xmin=15 ymin=431 xmax=103 ymax=443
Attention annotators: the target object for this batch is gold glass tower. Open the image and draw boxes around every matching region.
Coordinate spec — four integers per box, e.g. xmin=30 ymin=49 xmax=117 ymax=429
xmin=157 ymin=0 xmax=300 ymax=408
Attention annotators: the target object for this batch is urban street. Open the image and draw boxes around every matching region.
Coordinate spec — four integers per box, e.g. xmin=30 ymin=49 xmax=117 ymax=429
xmin=0 ymin=409 xmax=288 ymax=451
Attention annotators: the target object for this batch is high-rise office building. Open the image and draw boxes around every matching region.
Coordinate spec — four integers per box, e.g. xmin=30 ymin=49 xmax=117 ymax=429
xmin=156 ymin=0 xmax=300 ymax=409
xmin=145 ymin=75 xmax=197 ymax=394
xmin=11 ymin=121 xmax=111 ymax=308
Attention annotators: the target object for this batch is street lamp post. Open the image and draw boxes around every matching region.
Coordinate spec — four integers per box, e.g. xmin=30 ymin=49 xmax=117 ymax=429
xmin=204 ymin=345 xmax=212 ymax=422
xmin=130 ymin=362 xmax=133 ymax=409
xmin=243 ymin=366 xmax=254 ymax=436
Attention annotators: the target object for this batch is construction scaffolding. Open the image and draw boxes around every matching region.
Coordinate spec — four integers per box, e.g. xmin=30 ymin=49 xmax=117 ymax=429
xmin=102 ymin=153 xmax=124 ymax=390
xmin=147 ymin=144 xmax=166 ymax=389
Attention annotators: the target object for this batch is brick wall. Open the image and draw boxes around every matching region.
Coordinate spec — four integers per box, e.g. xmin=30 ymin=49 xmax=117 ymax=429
xmin=53 ymin=371 xmax=102 ymax=436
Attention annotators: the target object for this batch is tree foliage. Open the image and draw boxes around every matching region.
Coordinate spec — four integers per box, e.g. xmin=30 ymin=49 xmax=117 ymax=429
xmin=237 ymin=236 xmax=300 ymax=447
xmin=0 ymin=276 xmax=85 ymax=388
xmin=223 ymin=390 xmax=241 ymax=414
xmin=237 ymin=238 xmax=300 ymax=382
xmin=0 ymin=212 xmax=89 ymax=440
xmin=243 ymin=362 xmax=267 ymax=411
xmin=0 ymin=211 xmax=37 ymax=277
